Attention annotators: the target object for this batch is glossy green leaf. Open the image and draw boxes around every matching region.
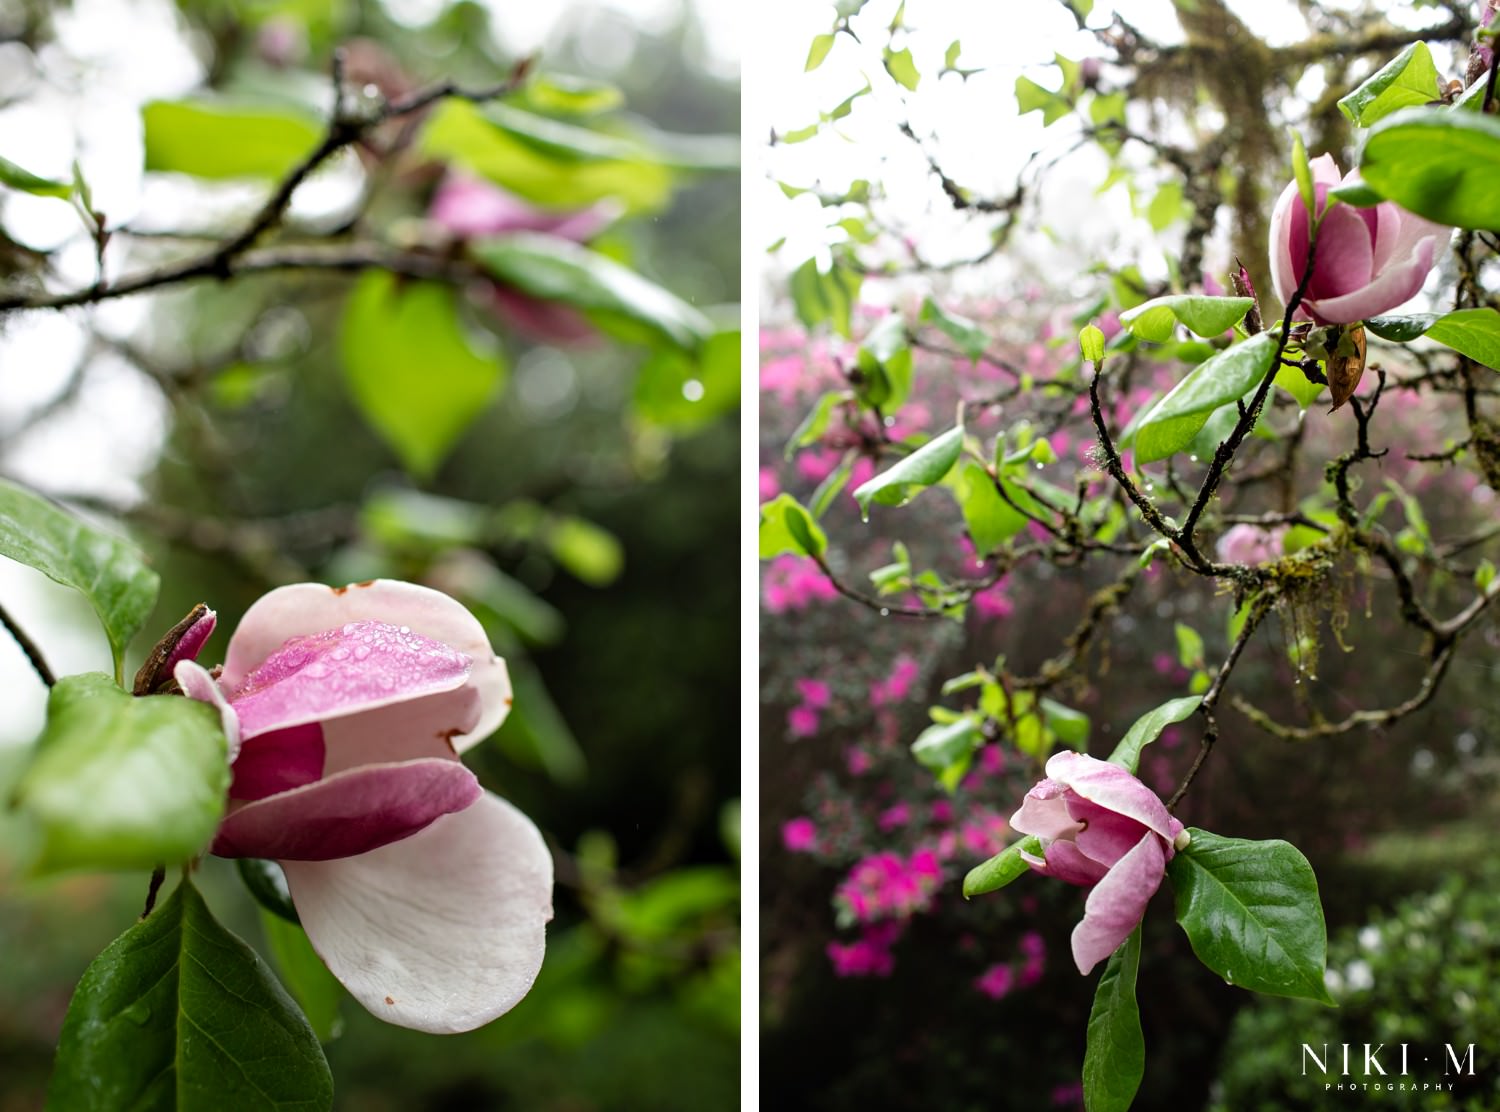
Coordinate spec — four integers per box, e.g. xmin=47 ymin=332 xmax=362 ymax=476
xmin=11 ymin=674 xmax=228 ymax=875
xmin=855 ymin=313 xmax=914 ymax=411
xmin=911 ymin=716 xmax=982 ymax=773
xmin=785 ymin=390 xmax=849 ymax=458
xmin=1082 ymin=927 xmax=1145 ymax=1112
xmin=963 ymin=835 xmax=1043 ymax=897
xmin=1132 ymin=332 xmax=1278 ymax=464
xmin=951 ymin=462 xmax=1028 ymax=554
xmin=260 ymin=913 xmax=344 ymax=1044
xmin=1040 ymin=698 xmax=1090 ymax=749
xmin=1107 ymin=696 xmax=1200 ymax=774
xmin=1167 ymin=828 xmax=1334 ymax=1004
xmin=1337 ymin=41 xmax=1438 ymax=126
xmin=0 ymin=154 xmax=72 ymax=198
xmin=420 ymin=99 xmax=672 ymax=213
xmin=852 ymin=426 xmax=964 ymax=519
xmin=0 ymin=478 xmax=159 ymax=672
xmin=1119 ymin=295 xmax=1254 ymax=342
xmin=883 ymin=47 xmax=920 ymax=90
xmin=49 ymin=878 xmax=331 ymax=1111
xmin=1079 ymin=324 xmax=1106 ymax=363
xmin=634 ymin=329 xmax=740 ymax=430
xmin=1359 ymin=107 xmax=1500 ymax=230
xmin=142 ymin=99 xmax=322 ymax=181
xmin=758 ymin=494 xmax=827 ymax=559
xmin=237 ymin=858 xmax=300 ymax=924
xmin=1273 ymin=362 xmax=1325 ymax=409
xmin=789 ymin=256 xmax=862 ymax=337
xmin=340 ymin=272 xmax=504 ymax=479
xmin=1365 ymin=313 xmax=1439 ymax=342
xmin=806 ymin=33 xmax=836 ymax=71
xmin=472 ymin=233 xmax=711 ymax=352
xmin=1424 ymin=307 xmax=1500 ymax=370
xmin=920 ymin=297 xmax=990 ymax=362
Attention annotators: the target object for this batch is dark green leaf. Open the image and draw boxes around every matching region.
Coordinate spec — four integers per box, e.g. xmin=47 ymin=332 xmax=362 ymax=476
xmin=0 ymin=154 xmax=72 ymax=198
xmin=48 ymin=878 xmax=332 ymax=1111
xmin=142 ymin=99 xmax=322 ymax=181
xmin=260 ymin=913 xmax=345 ymax=1045
xmin=1337 ymin=42 xmax=1439 ymax=126
xmin=0 ymin=477 xmax=159 ymax=672
xmin=1365 ymin=313 xmax=1439 ymax=342
xmin=1168 ymin=828 xmax=1335 ymax=1004
xmin=964 ymin=835 xmax=1043 ymax=897
xmin=1119 ymin=295 xmax=1254 ymax=341
xmin=1083 ymin=927 xmax=1145 ymax=1112
xmin=237 ymin=858 xmax=300 ymax=925
xmin=1424 ymin=307 xmax=1500 ymax=369
xmin=852 ymin=426 xmax=964 ymax=519
xmin=1107 ymin=696 xmax=1201 ymax=773
xmin=472 ymin=234 xmax=711 ymax=351
xmin=340 ymin=272 xmax=504 ymax=479
xmin=11 ymin=674 xmax=228 ymax=875
xmin=758 ymin=494 xmax=827 ymax=558
xmin=1359 ymin=107 xmax=1500 ymax=230
xmin=1132 ymin=332 xmax=1279 ymax=464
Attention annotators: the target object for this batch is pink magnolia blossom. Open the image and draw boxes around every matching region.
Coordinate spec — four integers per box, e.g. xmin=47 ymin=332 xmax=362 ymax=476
xmin=795 ymin=677 xmax=831 ymax=709
xmin=782 ymin=816 xmax=819 ymax=852
xmin=1268 ymin=154 xmax=1448 ymax=325
xmin=175 ymin=580 xmax=553 ymax=1034
xmin=1216 ymin=523 xmax=1287 ymax=566
xmin=1010 ymin=752 xmax=1185 ymax=975
xmin=787 ymin=704 xmax=820 ymax=737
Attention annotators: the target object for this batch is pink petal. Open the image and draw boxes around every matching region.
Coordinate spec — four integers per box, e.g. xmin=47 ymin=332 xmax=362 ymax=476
xmin=1369 ymin=202 xmax=1446 ymax=275
xmin=1071 ymin=831 xmax=1167 ymax=975
xmin=164 ymin=608 xmax=217 ymax=673
xmin=430 ymin=173 xmax=617 ymax=242
xmin=1042 ymin=839 xmax=1112 ymax=887
xmin=174 ymin=659 xmax=241 ymax=763
xmin=221 ymin=581 xmax=512 ymax=752
xmin=229 ymin=620 xmax=471 ymax=741
xmin=282 ymin=792 xmax=553 ymax=1033
xmin=1068 ymin=795 xmax=1151 ymax=866
xmin=1009 ymin=779 xmax=1083 ymax=840
xmin=1044 ymin=752 xmax=1176 ymax=842
xmin=211 ymin=758 xmax=480 ymax=860
xmin=320 ymin=684 xmax=482 ymax=777
xmin=1305 ymin=235 xmax=1438 ymax=324
xmin=1306 ymin=201 xmax=1374 ymax=300
xmin=229 ymin=722 xmax=324 ymax=801
xmin=1267 ymin=178 xmax=1303 ymax=308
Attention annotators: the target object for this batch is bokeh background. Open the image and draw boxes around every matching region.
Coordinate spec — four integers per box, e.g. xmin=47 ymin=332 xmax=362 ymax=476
xmin=0 ymin=0 xmax=739 ymax=1108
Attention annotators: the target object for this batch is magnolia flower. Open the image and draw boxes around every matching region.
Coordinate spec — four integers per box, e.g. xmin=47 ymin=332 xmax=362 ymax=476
xmin=174 ymin=579 xmax=553 ymax=1034
xmin=1268 ymin=153 xmax=1448 ymax=325
xmin=429 ymin=172 xmax=620 ymax=344
xmin=1215 ymin=523 xmax=1288 ymax=566
xmin=1010 ymin=752 xmax=1185 ymax=975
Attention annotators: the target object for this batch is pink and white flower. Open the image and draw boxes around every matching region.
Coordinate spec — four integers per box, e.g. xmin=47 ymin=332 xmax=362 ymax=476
xmin=1268 ymin=153 xmax=1448 ymax=325
xmin=1010 ymin=752 xmax=1185 ymax=975
xmin=175 ymin=579 xmax=553 ymax=1034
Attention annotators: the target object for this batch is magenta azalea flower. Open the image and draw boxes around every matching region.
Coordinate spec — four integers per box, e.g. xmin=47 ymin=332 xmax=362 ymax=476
xmin=1009 ymin=752 xmax=1185 ymax=975
xmin=174 ymin=579 xmax=553 ymax=1034
xmin=1268 ymin=153 xmax=1448 ymax=325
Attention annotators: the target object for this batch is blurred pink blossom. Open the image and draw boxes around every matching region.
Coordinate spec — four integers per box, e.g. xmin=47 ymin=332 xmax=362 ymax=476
xmin=782 ymin=817 xmax=818 ymax=852
xmin=878 ymin=802 xmax=911 ymax=831
xmin=975 ymin=963 xmax=1015 ymax=999
xmin=787 ymin=705 xmax=820 ymax=738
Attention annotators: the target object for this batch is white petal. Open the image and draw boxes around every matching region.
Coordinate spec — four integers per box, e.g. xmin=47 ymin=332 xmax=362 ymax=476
xmin=222 ymin=580 xmax=511 ymax=753
xmin=282 ymin=792 xmax=553 ymax=1034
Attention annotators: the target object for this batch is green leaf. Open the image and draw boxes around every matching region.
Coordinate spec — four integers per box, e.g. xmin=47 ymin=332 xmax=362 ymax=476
xmin=1359 ymin=107 xmax=1500 ymax=230
xmin=11 ymin=674 xmax=229 ymax=875
xmin=49 ymin=878 xmax=332 ymax=1111
xmin=920 ymin=297 xmax=990 ymax=362
xmin=788 ymin=257 xmax=862 ymax=337
xmin=633 ymin=329 xmax=740 ymax=430
xmin=260 ymin=913 xmax=344 ymax=1044
xmin=1174 ymin=621 xmax=1205 ymax=670
xmin=852 ymin=426 xmax=964 ymax=519
xmin=142 ymin=99 xmax=322 ymax=181
xmin=1273 ymin=362 xmax=1325 ymax=409
xmin=1424 ymin=307 xmax=1500 ymax=370
xmin=1145 ymin=181 xmax=1188 ymax=231
xmin=1132 ymin=332 xmax=1279 ymax=464
xmin=471 ymin=234 xmax=710 ymax=352
xmin=1040 ymin=698 xmax=1090 ymax=749
xmin=1082 ymin=927 xmax=1145 ymax=1112
xmin=1119 ymin=295 xmax=1254 ymax=341
xmin=911 ymin=716 xmax=982 ymax=772
xmin=758 ymin=494 xmax=827 ymax=558
xmin=963 ymin=835 xmax=1043 ymax=897
xmin=806 ymin=33 xmax=836 ymax=71
xmin=0 ymin=154 xmax=72 ymax=198
xmin=1016 ymin=76 xmax=1071 ymax=125
xmin=0 ymin=477 xmax=159 ymax=672
xmin=944 ymin=40 xmax=962 ymax=70
xmin=855 ymin=313 xmax=914 ymax=410
xmin=1107 ymin=696 xmax=1200 ymax=774
xmin=1080 ymin=324 xmax=1106 ymax=363
xmin=419 ymin=99 xmax=672 ymax=213
xmin=1290 ymin=130 xmax=1315 ymax=218
xmin=518 ymin=74 xmax=624 ymax=117
xmin=785 ymin=390 xmax=849 ymax=458
xmin=339 ymin=272 xmax=504 ymax=480
xmin=546 ymin=515 xmax=624 ymax=586
xmin=1365 ymin=313 xmax=1439 ymax=342
xmin=883 ymin=47 xmax=921 ymax=91
xmin=237 ymin=858 xmax=300 ymax=925
xmin=951 ymin=462 xmax=1028 ymax=553
xmin=1328 ymin=178 xmax=1384 ymax=207
xmin=1337 ymin=41 xmax=1439 ymax=126
xmin=1167 ymin=829 xmax=1334 ymax=1004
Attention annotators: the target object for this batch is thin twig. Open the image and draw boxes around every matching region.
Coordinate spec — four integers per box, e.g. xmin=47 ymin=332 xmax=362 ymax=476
xmin=0 ymin=601 xmax=55 ymax=686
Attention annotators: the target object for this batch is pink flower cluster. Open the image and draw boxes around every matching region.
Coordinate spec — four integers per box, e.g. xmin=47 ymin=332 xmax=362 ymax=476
xmin=762 ymin=555 xmax=839 ymax=614
xmin=869 ymin=654 xmax=921 ymax=707
xmin=827 ymin=921 xmax=904 ymax=978
xmin=1216 ymin=523 xmax=1288 ymax=566
xmin=788 ymin=677 xmax=832 ymax=738
xmin=834 ymin=848 xmax=943 ymax=923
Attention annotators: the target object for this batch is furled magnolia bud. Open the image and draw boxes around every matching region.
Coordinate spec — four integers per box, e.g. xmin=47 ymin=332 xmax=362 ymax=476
xmin=1174 ymin=828 xmax=1192 ymax=852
